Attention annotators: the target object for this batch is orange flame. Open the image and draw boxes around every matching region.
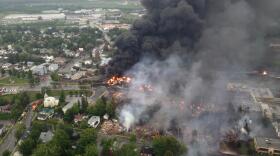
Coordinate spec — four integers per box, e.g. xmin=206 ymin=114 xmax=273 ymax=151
xmin=107 ymin=76 xmax=132 ymax=86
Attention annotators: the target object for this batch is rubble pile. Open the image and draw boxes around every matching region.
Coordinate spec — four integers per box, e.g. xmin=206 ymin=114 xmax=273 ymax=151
xmin=100 ymin=120 xmax=124 ymax=135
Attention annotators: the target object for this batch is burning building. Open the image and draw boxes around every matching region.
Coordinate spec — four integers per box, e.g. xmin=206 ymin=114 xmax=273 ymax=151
xmin=105 ymin=0 xmax=280 ymax=155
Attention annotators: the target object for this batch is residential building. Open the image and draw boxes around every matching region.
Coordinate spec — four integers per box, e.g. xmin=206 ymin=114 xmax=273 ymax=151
xmin=43 ymin=94 xmax=59 ymax=108
xmin=0 ymin=104 xmax=11 ymax=113
xmin=62 ymin=98 xmax=81 ymax=114
xmin=37 ymin=108 xmax=54 ymax=121
xmin=48 ymin=64 xmax=59 ymax=72
xmin=74 ymin=114 xmax=83 ymax=123
xmin=88 ymin=116 xmax=100 ymax=128
xmin=31 ymin=99 xmax=43 ymax=110
xmin=39 ymin=131 xmax=54 ymax=143
xmin=31 ymin=64 xmax=48 ymax=76
xmin=54 ymin=57 xmax=66 ymax=65
xmin=71 ymin=71 xmax=86 ymax=81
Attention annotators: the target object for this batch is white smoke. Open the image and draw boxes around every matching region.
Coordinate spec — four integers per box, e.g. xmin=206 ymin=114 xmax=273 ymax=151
xmin=115 ymin=0 xmax=279 ymax=155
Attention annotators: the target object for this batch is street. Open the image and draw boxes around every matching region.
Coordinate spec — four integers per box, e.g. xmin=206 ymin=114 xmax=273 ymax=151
xmin=0 ymin=104 xmax=34 ymax=155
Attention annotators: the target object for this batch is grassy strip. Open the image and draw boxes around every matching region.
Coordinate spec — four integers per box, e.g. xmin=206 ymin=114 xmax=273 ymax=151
xmin=0 ymin=77 xmax=28 ymax=86
xmin=0 ymin=113 xmax=13 ymax=120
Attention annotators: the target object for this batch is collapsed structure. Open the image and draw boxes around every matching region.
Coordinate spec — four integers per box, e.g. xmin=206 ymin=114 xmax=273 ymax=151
xmin=105 ymin=0 xmax=280 ymax=155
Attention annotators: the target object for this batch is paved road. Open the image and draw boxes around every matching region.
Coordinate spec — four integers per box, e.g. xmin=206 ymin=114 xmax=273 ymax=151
xmin=0 ymin=104 xmax=34 ymax=155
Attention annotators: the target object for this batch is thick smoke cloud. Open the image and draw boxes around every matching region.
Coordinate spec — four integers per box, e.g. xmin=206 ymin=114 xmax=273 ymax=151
xmin=106 ymin=0 xmax=205 ymax=75
xmin=107 ymin=0 xmax=280 ymax=155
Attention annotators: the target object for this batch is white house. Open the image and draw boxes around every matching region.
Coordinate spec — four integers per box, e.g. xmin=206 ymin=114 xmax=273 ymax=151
xmin=48 ymin=64 xmax=59 ymax=72
xmin=31 ymin=64 xmax=47 ymax=76
xmin=44 ymin=55 xmax=54 ymax=63
xmin=43 ymin=94 xmax=59 ymax=108
xmin=88 ymin=116 xmax=100 ymax=128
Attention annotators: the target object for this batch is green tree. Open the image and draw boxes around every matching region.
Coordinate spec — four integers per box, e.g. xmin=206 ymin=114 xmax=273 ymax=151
xmin=115 ymin=143 xmax=139 ymax=156
xmin=77 ymin=128 xmax=97 ymax=153
xmin=50 ymin=72 xmax=60 ymax=82
xmin=87 ymin=98 xmax=106 ymax=116
xmin=18 ymin=138 xmax=36 ymax=156
xmin=152 ymin=136 xmax=187 ymax=156
xmin=3 ymin=150 xmax=11 ymax=156
xmin=64 ymin=104 xmax=80 ymax=122
xmin=29 ymin=121 xmax=47 ymax=140
xmin=59 ymin=91 xmax=65 ymax=103
xmin=41 ymin=87 xmax=51 ymax=95
xmin=19 ymin=91 xmax=30 ymax=106
xmin=129 ymin=133 xmax=137 ymax=143
xmin=164 ymin=151 xmax=174 ymax=156
xmin=81 ymin=97 xmax=88 ymax=113
xmin=1 ymin=68 xmax=5 ymax=76
xmin=32 ymin=143 xmax=60 ymax=156
xmin=15 ymin=123 xmax=26 ymax=140
xmin=83 ymin=144 xmax=98 ymax=156
xmin=50 ymin=129 xmax=71 ymax=155
xmin=106 ymin=100 xmax=115 ymax=118
xmin=27 ymin=70 xmax=34 ymax=86
xmin=101 ymin=138 xmax=115 ymax=156
xmin=35 ymin=93 xmax=43 ymax=99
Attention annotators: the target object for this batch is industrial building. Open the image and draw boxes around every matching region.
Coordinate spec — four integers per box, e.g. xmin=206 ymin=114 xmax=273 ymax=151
xmin=254 ymin=137 xmax=280 ymax=155
xmin=4 ymin=13 xmax=66 ymax=21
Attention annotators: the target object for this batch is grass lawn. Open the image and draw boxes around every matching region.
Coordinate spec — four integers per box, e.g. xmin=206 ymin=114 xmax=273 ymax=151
xmin=0 ymin=113 xmax=13 ymax=120
xmin=0 ymin=77 xmax=28 ymax=86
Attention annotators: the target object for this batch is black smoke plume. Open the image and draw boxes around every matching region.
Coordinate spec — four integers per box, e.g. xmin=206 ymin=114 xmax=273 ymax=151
xmin=106 ymin=0 xmax=206 ymax=76
xmin=107 ymin=0 xmax=280 ymax=155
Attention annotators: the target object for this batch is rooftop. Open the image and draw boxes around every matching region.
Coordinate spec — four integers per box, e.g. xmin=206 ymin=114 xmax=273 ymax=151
xmin=255 ymin=137 xmax=280 ymax=149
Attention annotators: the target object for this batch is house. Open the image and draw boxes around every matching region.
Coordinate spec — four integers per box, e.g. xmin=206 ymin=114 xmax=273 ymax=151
xmin=74 ymin=114 xmax=83 ymax=123
xmin=78 ymin=48 xmax=84 ymax=52
xmin=0 ymin=104 xmax=11 ymax=113
xmin=84 ymin=60 xmax=92 ymax=66
xmin=31 ymin=99 xmax=43 ymax=110
xmin=2 ymin=63 xmax=12 ymax=70
xmin=254 ymin=137 xmax=280 ymax=155
xmin=31 ymin=64 xmax=48 ymax=76
xmin=43 ymin=55 xmax=54 ymax=63
xmin=62 ymin=98 xmax=80 ymax=114
xmin=48 ymin=64 xmax=59 ymax=72
xmin=54 ymin=57 xmax=66 ymax=65
xmin=39 ymin=131 xmax=54 ymax=143
xmin=71 ymin=71 xmax=86 ymax=81
xmin=37 ymin=108 xmax=54 ymax=120
xmin=140 ymin=146 xmax=154 ymax=156
xmin=43 ymin=94 xmax=59 ymax=108
xmin=27 ymin=61 xmax=34 ymax=67
xmin=88 ymin=116 xmax=100 ymax=128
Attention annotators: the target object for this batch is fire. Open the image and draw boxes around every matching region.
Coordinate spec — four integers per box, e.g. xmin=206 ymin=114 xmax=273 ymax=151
xmin=107 ymin=76 xmax=132 ymax=86
xmin=262 ymin=70 xmax=268 ymax=76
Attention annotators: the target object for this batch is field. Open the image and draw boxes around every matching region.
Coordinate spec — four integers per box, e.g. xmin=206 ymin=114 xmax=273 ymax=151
xmin=0 ymin=77 xmax=28 ymax=86
xmin=0 ymin=0 xmax=142 ymax=13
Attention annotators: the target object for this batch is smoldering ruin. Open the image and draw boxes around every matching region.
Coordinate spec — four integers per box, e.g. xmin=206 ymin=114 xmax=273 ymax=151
xmin=105 ymin=0 xmax=280 ymax=155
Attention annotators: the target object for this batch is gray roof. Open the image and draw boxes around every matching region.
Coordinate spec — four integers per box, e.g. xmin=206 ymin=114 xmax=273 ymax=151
xmin=39 ymin=131 xmax=54 ymax=143
xmin=255 ymin=137 xmax=280 ymax=149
